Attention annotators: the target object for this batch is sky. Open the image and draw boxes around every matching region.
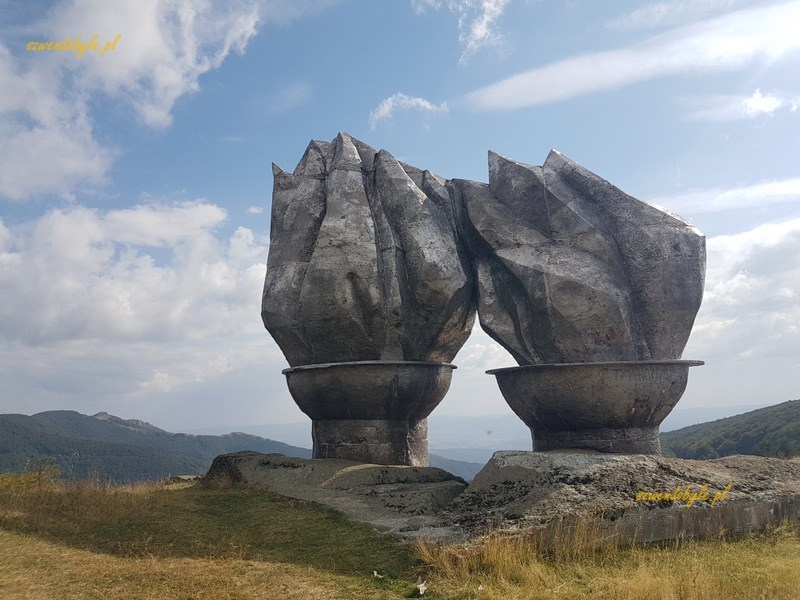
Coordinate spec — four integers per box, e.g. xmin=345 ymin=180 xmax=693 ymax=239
xmin=0 ymin=0 xmax=798 ymax=433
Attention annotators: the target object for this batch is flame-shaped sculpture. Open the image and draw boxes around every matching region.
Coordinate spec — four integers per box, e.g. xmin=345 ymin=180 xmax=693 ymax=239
xmin=262 ymin=136 xmax=706 ymax=459
xmin=262 ymin=133 xmax=475 ymax=465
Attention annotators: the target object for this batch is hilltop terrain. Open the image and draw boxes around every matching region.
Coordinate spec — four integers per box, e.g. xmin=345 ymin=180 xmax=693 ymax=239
xmin=0 ymin=410 xmax=482 ymax=481
xmin=0 ymin=410 xmax=312 ymax=482
xmin=661 ymin=399 xmax=799 ymax=459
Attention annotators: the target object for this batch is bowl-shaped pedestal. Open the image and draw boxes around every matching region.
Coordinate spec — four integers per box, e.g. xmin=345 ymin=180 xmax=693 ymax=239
xmin=487 ymin=360 xmax=704 ymax=454
xmin=282 ymin=360 xmax=455 ymax=466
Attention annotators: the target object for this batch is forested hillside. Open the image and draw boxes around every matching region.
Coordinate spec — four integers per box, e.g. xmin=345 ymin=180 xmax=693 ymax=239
xmin=661 ymin=400 xmax=800 ymax=459
xmin=0 ymin=410 xmax=484 ymax=481
xmin=0 ymin=411 xmax=311 ymax=481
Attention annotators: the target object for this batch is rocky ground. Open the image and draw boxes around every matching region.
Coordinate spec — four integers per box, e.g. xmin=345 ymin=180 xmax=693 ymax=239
xmin=203 ymin=451 xmax=800 ymax=543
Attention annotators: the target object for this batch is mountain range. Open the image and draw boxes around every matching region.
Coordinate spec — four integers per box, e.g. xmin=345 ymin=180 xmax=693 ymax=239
xmin=0 ymin=410 xmax=483 ymax=481
xmin=1 ymin=400 xmax=797 ymax=483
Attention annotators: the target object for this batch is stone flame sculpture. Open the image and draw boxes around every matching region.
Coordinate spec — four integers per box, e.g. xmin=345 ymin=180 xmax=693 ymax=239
xmin=263 ymin=135 xmax=705 ymax=462
xmin=262 ymin=133 xmax=475 ymax=466
xmin=453 ymin=150 xmax=705 ymax=453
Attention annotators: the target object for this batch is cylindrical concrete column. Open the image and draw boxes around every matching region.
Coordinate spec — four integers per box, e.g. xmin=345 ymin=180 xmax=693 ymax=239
xmin=312 ymin=419 xmax=428 ymax=465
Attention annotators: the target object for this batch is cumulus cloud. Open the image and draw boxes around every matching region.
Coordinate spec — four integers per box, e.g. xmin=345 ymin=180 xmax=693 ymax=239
xmin=42 ymin=0 xmax=261 ymax=128
xmin=606 ymin=0 xmax=750 ymax=31
xmin=411 ymin=0 xmax=512 ymax=62
xmin=0 ymin=199 xmax=292 ymax=424
xmin=684 ymin=88 xmax=798 ymax=121
xmin=0 ymin=201 xmax=263 ymax=344
xmin=685 ymin=218 xmax=800 ymax=362
xmin=468 ymin=1 xmax=800 ymax=110
xmin=0 ymin=0 xmax=268 ymax=200
xmin=369 ymin=92 xmax=448 ymax=129
xmin=0 ymin=43 xmax=113 ymax=200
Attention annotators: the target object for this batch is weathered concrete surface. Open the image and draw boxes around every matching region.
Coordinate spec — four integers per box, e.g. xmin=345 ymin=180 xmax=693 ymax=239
xmin=453 ymin=150 xmax=706 ymax=365
xmin=446 ymin=452 xmax=800 ymax=543
xmin=262 ymin=140 xmax=707 ymax=461
xmin=489 ymin=361 xmax=703 ymax=453
xmin=283 ymin=361 xmax=455 ymax=466
xmin=262 ymin=133 xmax=474 ymax=366
xmin=204 ymin=451 xmax=800 ymax=544
xmin=203 ymin=452 xmax=467 ymax=539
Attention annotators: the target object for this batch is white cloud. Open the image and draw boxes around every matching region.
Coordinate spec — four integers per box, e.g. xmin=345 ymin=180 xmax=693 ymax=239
xmin=43 ymin=0 xmax=261 ymax=127
xmin=468 ymin=1 xmax=800 ymax=110
xmin=0 ymin=202 xmax=264 ymax=344
xmin=411 ymin=0 xmax=512 ymax=62
xmin=606 ymin=0 xmax=750 ymax=31
xmin=456 ymin=340 xmax=513 ymax=371
xmin=0 ymin=200 xmax=289 ymax=425
xmin=651 ymin=177 xmax=800 ymax=214
xmin=685 ymin=218 xmax=800 ymax=362
xmin=369 ymin=92 xmax=448 ymax=129
xmin=0 ymin=43 xmax=113 ymax=200
xmin=684 ymin=88 xmax=798 ymax=121
xmin=247 ymin=206 xmax=264 ymax=214
xmin=743 ymin=88 xmax=784 ymax=116
xmin=0 ymin=0 xmax=263 ymax=200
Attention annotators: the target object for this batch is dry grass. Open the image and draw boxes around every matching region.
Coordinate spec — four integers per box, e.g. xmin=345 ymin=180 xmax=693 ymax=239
xmin=0 ymin=529 xmax=406 ymax=600
xmin=0 ymin=471 xmax=421 ymax=598
xmin=417 ymin=518 xmax=800 ymax=599
xmin=2 ymin=470 xmax=799 ymax=599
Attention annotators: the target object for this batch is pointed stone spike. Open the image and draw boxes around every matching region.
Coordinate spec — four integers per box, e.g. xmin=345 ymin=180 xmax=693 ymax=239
xmin=376 ymin=149 xmax=427 ymax=204
xmin=487 ymin=150 xmax=549 ymax=235
xmin=424 ymin=170 xmax=446 ymax=189
xmin=542 ymin=148 xmax=705 ymax=359
xmin=348 ymin=135 xmax=379 ymax=170
xmin=332 ymin=132 xmax=363 ymax=171
xmin=294 ymin=140 xmax=329 ymax=178
xmin=271 ymin=163 xmax=284 ymax=177
xmin=374 ymin=149 xmax=473 ymax=362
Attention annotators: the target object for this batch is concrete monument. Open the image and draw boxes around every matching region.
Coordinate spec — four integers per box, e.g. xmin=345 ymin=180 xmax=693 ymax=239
xmin=453 ymin=150 xmax=705 ymax=453
xmin=263 ymin=135 xmax=705 ymax=462
xmin=262 ymin=133 xmax=475 ymax=466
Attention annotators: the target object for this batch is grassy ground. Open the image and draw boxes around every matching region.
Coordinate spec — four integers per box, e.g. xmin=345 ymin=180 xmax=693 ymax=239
xmin=1 ymin=469 xmax=799 ymax=599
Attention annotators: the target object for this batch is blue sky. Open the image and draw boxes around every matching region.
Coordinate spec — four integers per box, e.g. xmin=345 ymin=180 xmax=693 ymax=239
xmin=1 ymin=0 xmax=799 ymax=432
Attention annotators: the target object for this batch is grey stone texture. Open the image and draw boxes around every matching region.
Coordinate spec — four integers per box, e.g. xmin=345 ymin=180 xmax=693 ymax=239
xmin=204 ymin=451 xmax=800 ymax=543
xmin=446 ymin=451 xmax=800 ymax=543
xmin=203 ymin=452 xmax=467 ymax=539
xmin=453 ymin=150 xmax=706 ymax=365
xmin=262 ymin=133 xmax=475 ymax=366
xmin=262 ymin=137 xmax=706 ymax=462
xmin=489 ymin=360 xmax=703 ymax=453
xmin=282 ymin=361 xmax=455 ymax=466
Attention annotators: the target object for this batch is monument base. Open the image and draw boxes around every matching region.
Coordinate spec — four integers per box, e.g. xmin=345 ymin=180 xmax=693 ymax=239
xmin=282 ymin=361 xmax=455 ymax=466
xmin=204 ymin=451 xmax=800 ymax=543
xmin=488 ymin=361 xmax=704 ymax=455
xmin=312 ymin=418 xmax=428 ymax=466
xmin=532 ymin=425 xmax=661 ymax=454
